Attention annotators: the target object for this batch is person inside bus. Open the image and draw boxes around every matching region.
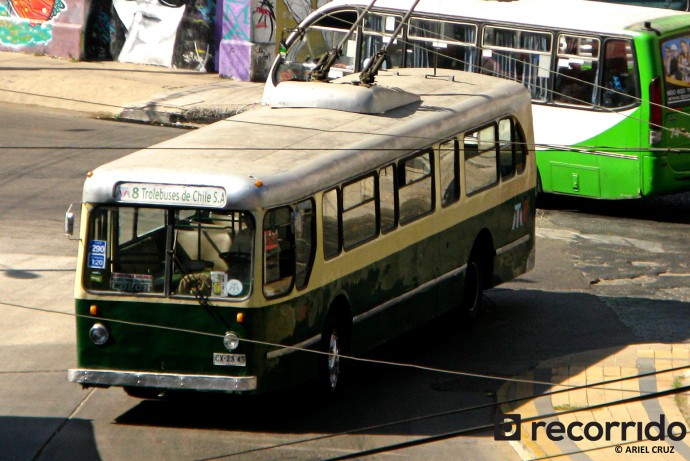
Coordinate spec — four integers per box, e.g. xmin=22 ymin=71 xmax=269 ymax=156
xmin=678 ymin=40 xmax=690 ymax=81
xmin=602 ymin=40 xmax=635 ymax=107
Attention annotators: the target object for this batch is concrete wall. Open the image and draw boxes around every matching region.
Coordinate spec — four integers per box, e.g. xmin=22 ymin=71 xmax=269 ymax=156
xmin=216 ymin=0 xmax=325 ymax=81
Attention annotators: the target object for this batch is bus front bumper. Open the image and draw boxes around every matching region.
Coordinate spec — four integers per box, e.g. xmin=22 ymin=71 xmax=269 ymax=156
xmin=68 ymin=368 xmax=257 ymax=392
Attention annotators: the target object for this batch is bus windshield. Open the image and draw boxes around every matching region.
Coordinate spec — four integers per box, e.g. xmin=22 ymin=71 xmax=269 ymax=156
xmin=84 ymin=207 xmax=254 ymax=298
xmin=278 ymin=10 xmax=358 ymax=82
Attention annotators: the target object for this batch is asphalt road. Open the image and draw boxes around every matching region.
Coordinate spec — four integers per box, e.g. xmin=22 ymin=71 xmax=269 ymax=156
xmin=1 ymin=103 xmax=689 ymax=460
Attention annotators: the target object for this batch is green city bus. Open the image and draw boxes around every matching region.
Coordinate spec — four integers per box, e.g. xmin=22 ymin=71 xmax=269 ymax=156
xmin=590 ymin=0 xmax=690 ymax=11
xmin=265 ymin=0 xmax=690 ymax=199
xmin=67 ymin=68 xmax=536 ymax=396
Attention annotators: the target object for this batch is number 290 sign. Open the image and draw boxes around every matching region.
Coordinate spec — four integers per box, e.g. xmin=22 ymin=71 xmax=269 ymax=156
xmin=88 ymin=240 xmax=107 ymax=269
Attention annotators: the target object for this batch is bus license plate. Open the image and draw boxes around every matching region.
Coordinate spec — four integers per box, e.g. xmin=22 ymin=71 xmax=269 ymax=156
xmin=213 ymin=353 xmax=246 ymax=367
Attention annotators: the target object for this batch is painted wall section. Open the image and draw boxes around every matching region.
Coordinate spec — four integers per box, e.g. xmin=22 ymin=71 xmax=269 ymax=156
xmin=217 ymin=0 xmax=328 ymax=81
xmin=84 ymin=0 xmax=216 ymax=71
xmin=0 ymin=0 xmax=85 ymax=58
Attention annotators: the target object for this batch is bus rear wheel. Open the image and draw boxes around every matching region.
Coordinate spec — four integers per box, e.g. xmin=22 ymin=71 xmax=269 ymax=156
xmin=463 ymin=259 xmax=483 ymax=320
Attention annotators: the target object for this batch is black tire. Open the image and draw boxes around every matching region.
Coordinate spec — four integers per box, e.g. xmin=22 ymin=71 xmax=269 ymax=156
xmin=318 ymin=312 xmax=349 ymax=395
xmin=124 ymin=386 xmax=164 ymax=399
xmin=463 ymin=259 xmax=483 ymax=320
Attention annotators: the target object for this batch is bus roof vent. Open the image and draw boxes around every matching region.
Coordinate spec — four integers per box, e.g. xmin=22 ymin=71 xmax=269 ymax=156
xmin=265 ymin=81 xmax=421 ymax=114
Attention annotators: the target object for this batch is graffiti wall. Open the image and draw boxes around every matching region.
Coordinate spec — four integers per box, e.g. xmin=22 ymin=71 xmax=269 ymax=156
xmin=84 ymin=0 xmax=215 ymax=70
xmin=216 ymin=0 xmax=327 ymax=81
xmin=0 ymin=0 xmax=85 ymax=58
xmin=0 ymin=0 xmax=323 ymax=78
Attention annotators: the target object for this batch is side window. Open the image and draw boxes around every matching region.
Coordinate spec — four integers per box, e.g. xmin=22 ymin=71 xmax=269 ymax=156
xmin=514 ymin=121 xmax=528 ymax=175
xmin=362 ymin=13 xmax=405 ymax=70
xmin=294 ymin=199 xmax=316 ymax=290
xmin=464 ymin=124 xmax=498 ymax=194
xmin=399 ymin=150 xmax=434 ymax=224
xmin=440 ymin=139 xmax=460 ymax=206
xmin=342 ymin=175 xmax=377 ymax=249
xmin=601 ymin=39 xmax=638 ymax=108
xmin=322 ymin=188 xmax=340 ymax=259
xmin=498 ymin=118 xmax=515 ymax=179
xmin=554 ymin=35 xmax=599 ymax=105
xmin=263 ymin=207 xmax=294 ymax=298
xmin=408 ymin=19 xmax=478 ymax=72
xmin=481 ymin=27 xmax=552 ymax=101
xmin=379 ymin=164 xmax=397 ymax=233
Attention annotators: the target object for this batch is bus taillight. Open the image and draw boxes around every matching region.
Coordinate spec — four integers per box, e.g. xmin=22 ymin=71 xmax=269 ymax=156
xmin=649 ymin=76 xmax=662 ymax=145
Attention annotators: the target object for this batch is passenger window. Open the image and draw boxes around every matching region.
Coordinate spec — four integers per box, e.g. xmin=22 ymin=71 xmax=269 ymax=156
xmin=601 ymin=39 xmax=638 ymax=108
xmin=343 ymin=176 xmax=377 ymax=249
xmin=379 ymin=164 xmax=397 ymax=233
xmin=440 ymin=139 xmax=460 ymax=206
xmin=482 ymin=27 xmax=552 ymax=101
xmin=514 ymin=122 xmax=528 ymax=175
xmin=498 ymin=119 xmax=515 ymax=179
xmin=464 ymin=125 xmax=498 ymax=194
xmin=294 ymin=199 xmax=315 ymax=290
xmin=554 ymin=35 xmax=599 ymax=106
xmin=399 ymin=151 xmax=434 ymax=224
xmin=408 ymin=19 xmax=478 ymax=72
xmin=361 ymin=13 xmax=405 ymax=70
xmin=263 ymin=207 xmax=294 ymax=298
xmin=322 ymin=189 xmax=340 ymax=259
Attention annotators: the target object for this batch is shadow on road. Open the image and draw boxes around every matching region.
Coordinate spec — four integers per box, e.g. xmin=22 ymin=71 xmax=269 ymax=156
xmin=111 ymin=287 xmax=689 ymax=450
xmin=538 ymin=190 xmax=690 ymax=224
xmin=0 ymin=416 xmax=100 ymax=461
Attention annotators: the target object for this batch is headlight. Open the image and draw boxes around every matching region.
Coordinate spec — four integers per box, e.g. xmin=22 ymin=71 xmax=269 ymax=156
xmin=89 ymin=323 xmax=109 ymax=346
xmin=223 ymin=332 xmax=240 ymax=351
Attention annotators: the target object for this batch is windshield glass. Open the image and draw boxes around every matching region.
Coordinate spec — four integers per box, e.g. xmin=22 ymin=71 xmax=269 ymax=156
xmin=84 ymin=207 xmax=254 ymax=299
xmin=275 ymin=10 xmax=358 ymax=83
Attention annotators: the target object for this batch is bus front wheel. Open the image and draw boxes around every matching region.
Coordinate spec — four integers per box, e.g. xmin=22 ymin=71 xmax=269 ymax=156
xmin=319 ymin=311 xmax=350 ymax=394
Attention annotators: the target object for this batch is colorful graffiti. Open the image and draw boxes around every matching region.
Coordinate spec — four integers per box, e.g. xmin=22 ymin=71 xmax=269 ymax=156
xmin=0 ymin=0 xmax=65 ymax=46
xmin=223 ymin=0 xmax=249 ymax=41
xmin=253 ymin=0 xmax=274 ymax=40
xmin=84 ymin=0 xmax=215 ymax=71
xmin=9 ymin=0 xmax=64 ymax=22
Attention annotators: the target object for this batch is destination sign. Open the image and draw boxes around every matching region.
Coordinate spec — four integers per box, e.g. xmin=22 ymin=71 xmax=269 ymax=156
xmin=115 ymin=183 xmax=227 ymax=208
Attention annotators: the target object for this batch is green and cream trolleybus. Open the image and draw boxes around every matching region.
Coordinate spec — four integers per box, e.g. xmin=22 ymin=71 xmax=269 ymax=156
xmin=68 ymin=68 xmax=536 ymax=396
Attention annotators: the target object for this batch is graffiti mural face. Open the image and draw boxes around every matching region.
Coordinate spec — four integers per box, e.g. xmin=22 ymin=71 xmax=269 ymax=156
xmin=113 ymin=0 xmax=186 ymax=67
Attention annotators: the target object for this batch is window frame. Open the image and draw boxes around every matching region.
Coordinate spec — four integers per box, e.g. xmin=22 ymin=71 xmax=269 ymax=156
xmin=398 ymin=148 xmax=436 ymax=225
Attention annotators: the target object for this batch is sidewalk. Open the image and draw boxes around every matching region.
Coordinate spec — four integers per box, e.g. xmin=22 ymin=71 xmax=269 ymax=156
xmin=0 ymin=51 xmax=265 ymax=125
xmin=499 ymin=344 xmax=690 ymax=460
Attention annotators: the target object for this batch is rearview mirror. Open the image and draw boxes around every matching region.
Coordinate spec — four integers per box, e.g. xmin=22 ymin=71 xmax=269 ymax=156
xmin=64 ymin=203 xmax=76 ymax=238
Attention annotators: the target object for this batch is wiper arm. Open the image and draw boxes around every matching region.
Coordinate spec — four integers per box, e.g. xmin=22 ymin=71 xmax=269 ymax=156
xmin=359 ymin=0 xmax=421 ymax=85
xmin=310 ymin=0 xmax=378 ymax=81
xmin=167 ymin=230 xmax=211 ymax=307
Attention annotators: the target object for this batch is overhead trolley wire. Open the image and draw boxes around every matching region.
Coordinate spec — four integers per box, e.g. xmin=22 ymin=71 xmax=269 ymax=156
xmin=6 ymin=293 xmax=687 ymax=460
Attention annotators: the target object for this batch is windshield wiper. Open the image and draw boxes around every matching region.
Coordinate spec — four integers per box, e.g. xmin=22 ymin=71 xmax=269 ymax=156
xmin=358 ymin=0 xmax=421 ymax=85
xmin=167 ymin=229 xmax=211 ymax=307
xmin=310 ymin=0 xmax=378 ymax=81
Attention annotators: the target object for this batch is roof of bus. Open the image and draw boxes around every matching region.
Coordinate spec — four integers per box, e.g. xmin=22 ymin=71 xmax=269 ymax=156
xmin=83 ymin=69 xmax=532 ymax=210
xmin=318 ymin=0 xmax=689 ymax=36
